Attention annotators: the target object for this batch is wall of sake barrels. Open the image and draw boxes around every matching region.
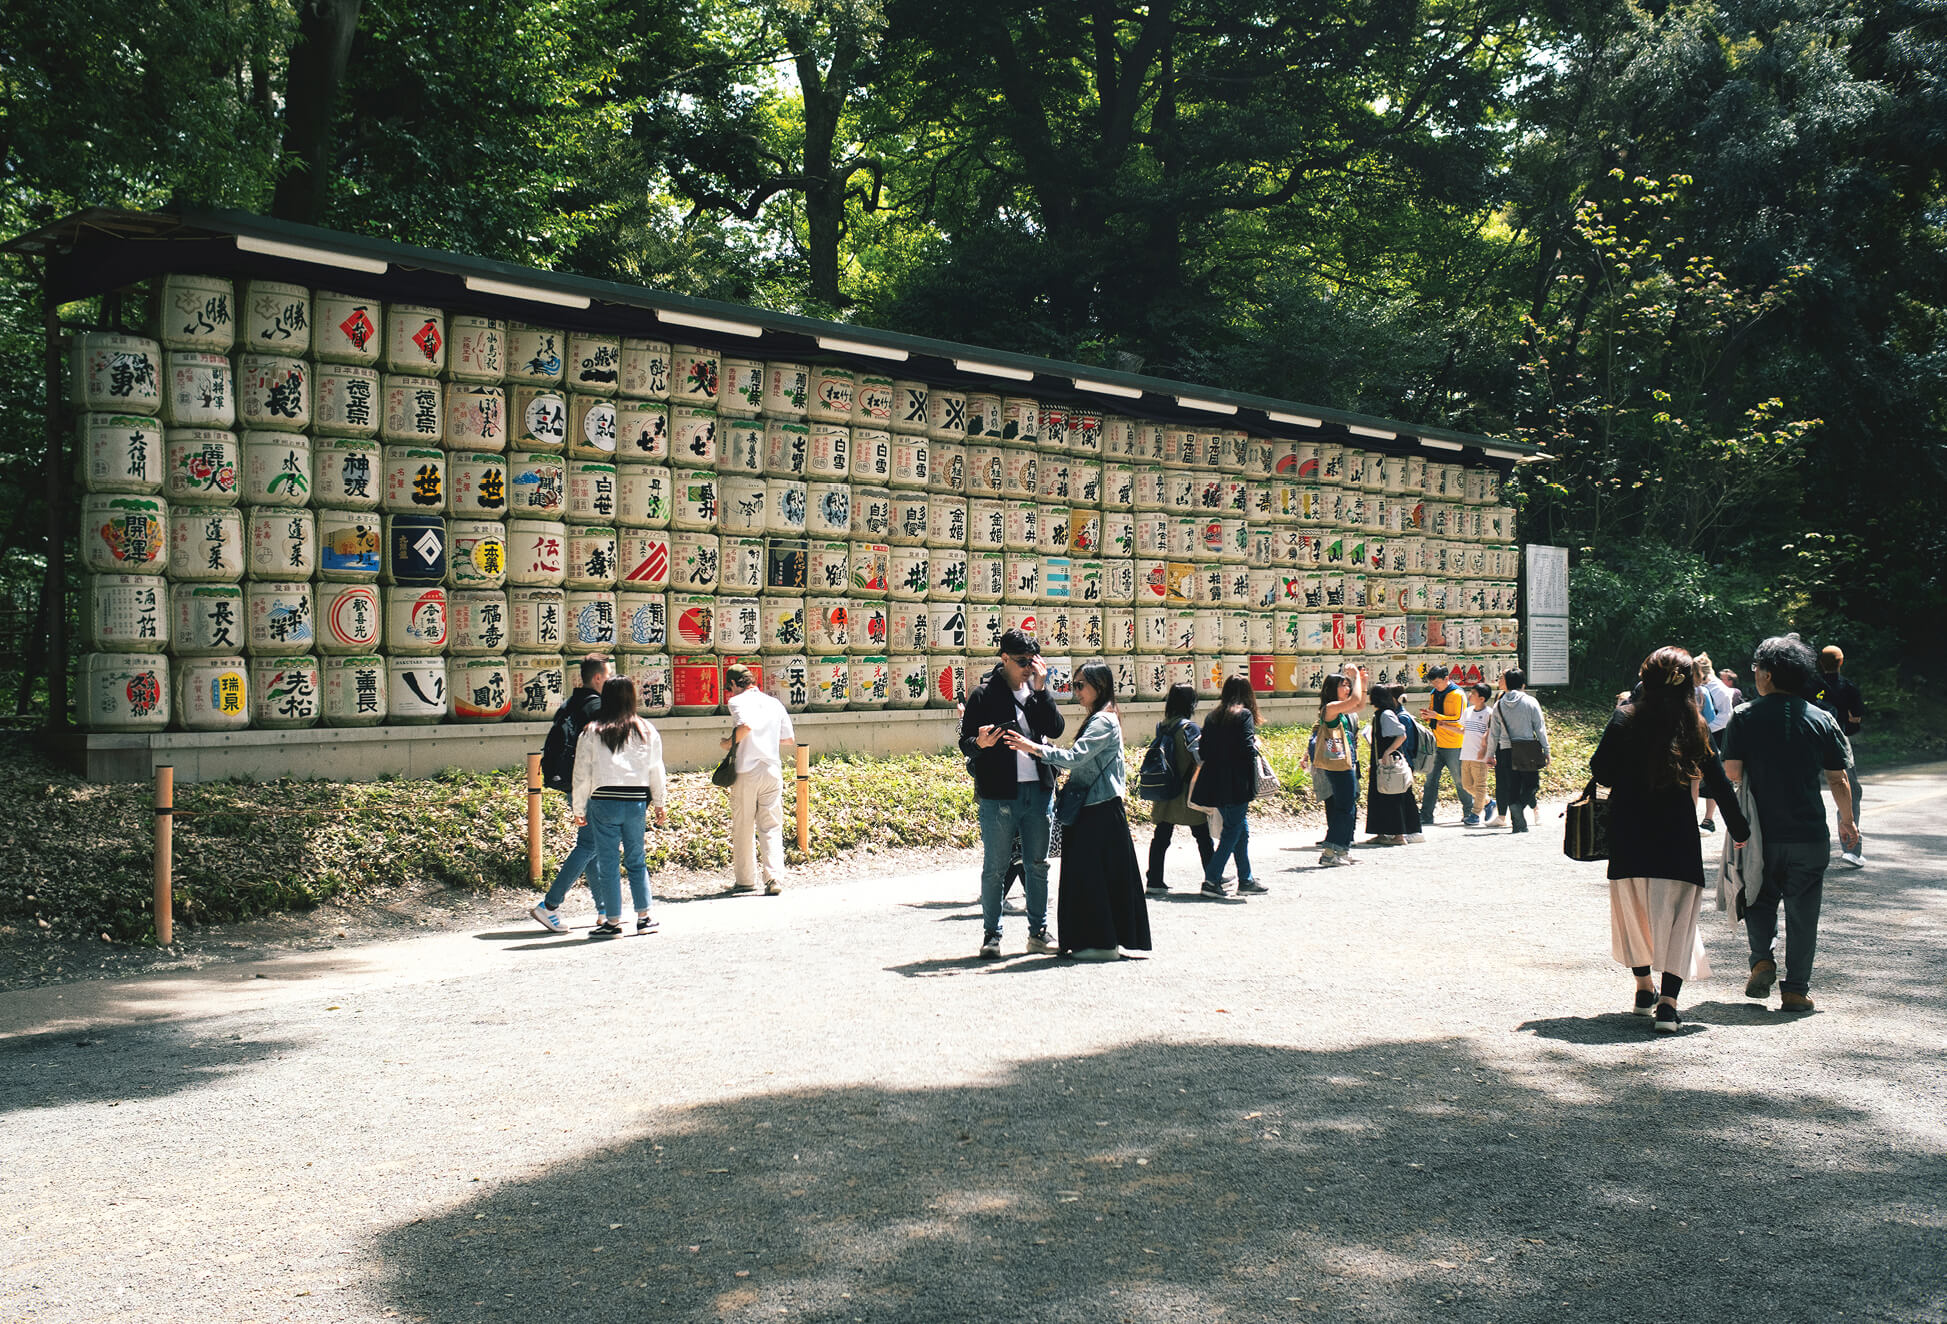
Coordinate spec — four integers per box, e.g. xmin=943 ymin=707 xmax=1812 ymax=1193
xmin=69 ymin=274 xmax=1519 ymax=742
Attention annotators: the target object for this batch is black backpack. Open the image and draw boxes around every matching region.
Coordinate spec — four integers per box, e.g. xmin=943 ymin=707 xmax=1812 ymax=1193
xmin=1136 ymin=721 xmax=1186 ymax=802
xmin=540 ymin=699 xmax=585 ymax=792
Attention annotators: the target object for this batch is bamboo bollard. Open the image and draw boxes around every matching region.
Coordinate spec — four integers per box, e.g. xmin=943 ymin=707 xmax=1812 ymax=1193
xmin=526 ymin=753 xmax=544 ymax=886
xmin=795 ymin=742 xmax=811 ymax=854
xmin=153 ymin=765 xmax=174 ymax=946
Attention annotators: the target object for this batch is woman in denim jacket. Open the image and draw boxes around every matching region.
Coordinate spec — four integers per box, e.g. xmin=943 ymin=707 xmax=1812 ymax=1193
xmin=1005 ymin=663 xmax=1152 ymax=960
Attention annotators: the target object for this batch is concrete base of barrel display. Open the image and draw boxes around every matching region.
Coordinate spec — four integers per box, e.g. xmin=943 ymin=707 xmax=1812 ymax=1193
xmin=57 ymin=697 xmax=1348 ymax=784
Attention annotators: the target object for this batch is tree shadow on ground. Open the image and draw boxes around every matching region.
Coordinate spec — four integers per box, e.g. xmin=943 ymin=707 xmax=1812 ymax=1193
xmin=0 ymin=1023 xmax=301 ymax=1118
xmin=374 ymin=1038 xmax=1947 ymax=1323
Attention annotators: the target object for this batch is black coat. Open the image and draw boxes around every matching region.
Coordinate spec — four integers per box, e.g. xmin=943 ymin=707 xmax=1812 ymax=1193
xmin=1589 ymin=708 xmax=1749 ymax=885
xmin=958 ymin=665 xmax=1066 ymax=799
xmin=1194 ymin=709 xmax=1258 ymax=807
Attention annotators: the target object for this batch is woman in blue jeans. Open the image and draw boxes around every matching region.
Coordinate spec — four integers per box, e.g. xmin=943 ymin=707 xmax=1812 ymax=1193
xmin=1311 ymin=666 xmax=1367 ymax=866
xmin=570 ymin=677 xmax=669 ymax=937
xmin=1193 ymin=675 xmax=1268 ymax=898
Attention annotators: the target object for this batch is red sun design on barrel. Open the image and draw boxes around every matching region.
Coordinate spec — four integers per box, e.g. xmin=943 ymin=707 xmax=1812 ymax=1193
xmin=677 ymin=606 xmax=712 ymax=645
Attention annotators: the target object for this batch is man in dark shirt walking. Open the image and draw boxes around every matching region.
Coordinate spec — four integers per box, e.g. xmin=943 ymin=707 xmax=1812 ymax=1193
xmin=1721 ymin=636 xmax=1858 ymax=1013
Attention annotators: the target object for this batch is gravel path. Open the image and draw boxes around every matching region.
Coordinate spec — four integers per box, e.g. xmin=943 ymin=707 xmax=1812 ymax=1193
xmin=2 ymin=768 xmax=1943 ymax=1323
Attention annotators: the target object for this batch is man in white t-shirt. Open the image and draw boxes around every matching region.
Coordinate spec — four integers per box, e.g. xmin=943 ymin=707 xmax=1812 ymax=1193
xmin=722 ymin=664 xmax=796 ymax=895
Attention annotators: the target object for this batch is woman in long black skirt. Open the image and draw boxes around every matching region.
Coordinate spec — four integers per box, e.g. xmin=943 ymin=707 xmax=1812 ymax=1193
xmin=1364 ymin=684 xmax=1423 ymax=844
xmin=1004 ymin=663 xmax=1151 ymax=961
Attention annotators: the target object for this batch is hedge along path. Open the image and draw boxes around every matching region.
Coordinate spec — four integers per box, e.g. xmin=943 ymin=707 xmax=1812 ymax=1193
xmin=0 ymin=704 xmax=1609 ymax=944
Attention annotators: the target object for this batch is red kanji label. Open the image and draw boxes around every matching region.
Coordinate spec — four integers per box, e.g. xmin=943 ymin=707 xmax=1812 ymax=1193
xmin=339 ymin=307 xmax=375 ymax=351
xmin=624 ymin=541 xmax=668 ymax=583
xmin=412 ymin=320 xmax=442 ymax=361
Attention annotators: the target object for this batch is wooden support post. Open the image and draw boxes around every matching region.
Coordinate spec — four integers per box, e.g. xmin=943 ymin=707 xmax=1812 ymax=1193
xmin=153 ymin=765 xmax=174 ymax=946
xmin=526 ymin=753 xmax=544 ymax=886
xmin=41 ymin=278 xmax=67 ymax=726
xmin=795 ymin=742 xmax=811 ymax=855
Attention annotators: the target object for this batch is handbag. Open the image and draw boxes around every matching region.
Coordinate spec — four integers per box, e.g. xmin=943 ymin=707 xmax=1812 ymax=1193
xmin=1375 ymin=751 xmax=1412 ymax=796
xmin=1562 ymin=778 xmax=1610 ymax=862
xmin=711 ymin=738 xmax=740 ymax=788
xmin=1056 ymin=772 xmax=1093 ymax=825
xmin=1311 ymin=718 xmax=1352 ymax=772
xmin=1252 ymin=745 xmax=1282 ymax=800
xmin=1510 ymin=738 xmax=1549 ymax=772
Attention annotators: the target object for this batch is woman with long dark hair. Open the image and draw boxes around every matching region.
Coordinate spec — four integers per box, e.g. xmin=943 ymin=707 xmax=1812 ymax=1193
xmin=1004 ymin=663 xmax=1151 ymax=959
xmin=1363 ymin=684 xmax=1422 ymax=845
xmin=1195 ymin=675 xmax=1268 ymax=898
xmin=1145 ymin=683 xmax=1213 ymax=891
xmin=1589 ymin=646 xmax=1749 ymax=1031
xmin=570 ymin=676 xmax=669 ymax=937
xmin=1309 ymin=667 xmax=1366 ymax=866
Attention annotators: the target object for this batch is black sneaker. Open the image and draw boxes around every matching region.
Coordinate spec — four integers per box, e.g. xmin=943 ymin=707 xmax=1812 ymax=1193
xmin=1632 ymin=988 xmax=1657 ymax=1017
xmin=1025 ymin=929 xmax=1056 ymax=954
xmin=979 ymin=933 xmax=1002 ymax=959
xmin=1653 ymin=1003 xmax=1682 ymax=1033
xmin=1145 ymin=881 xmax=1170 ymax=893
xmin=1237 ymin=879 xmax=1270 ymax=895
xmin=1700 ymin=820 xmax=1716 ymax=833
xmin=1200 ymin=880 xmax=1231 ymax=899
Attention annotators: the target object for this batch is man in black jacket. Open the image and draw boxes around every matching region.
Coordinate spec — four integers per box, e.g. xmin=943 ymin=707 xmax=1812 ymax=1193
xmin=959 ymin=630 xmax=1065 ymax=958
xmin=530 ymin=655 xmax=610 ymax=932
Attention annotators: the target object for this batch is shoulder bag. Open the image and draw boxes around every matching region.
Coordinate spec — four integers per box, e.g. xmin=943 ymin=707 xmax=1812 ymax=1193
xmin=1562 ymin=778 xmax=1610 ymax=862
xmin=1311 ymin=716 xmax=1353 ymax=772
xmin=712 ymin=736 xmax=740 ymax=788
xmin=1510 ymin=738 xmax=1550 ymax=772
xmin=1251 ymin=739 xmax=1282 ymax=800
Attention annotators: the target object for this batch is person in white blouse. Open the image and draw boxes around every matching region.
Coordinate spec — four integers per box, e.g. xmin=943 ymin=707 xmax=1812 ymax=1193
xmin=571 ymin=677 xmax=668 ymax=937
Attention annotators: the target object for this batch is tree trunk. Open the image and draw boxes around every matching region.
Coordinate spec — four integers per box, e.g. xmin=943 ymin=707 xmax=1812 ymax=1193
xmin=271 ymin=0 xmax=364 ymax=225
xmin=797 ymin=34 xmax=854 ymax=309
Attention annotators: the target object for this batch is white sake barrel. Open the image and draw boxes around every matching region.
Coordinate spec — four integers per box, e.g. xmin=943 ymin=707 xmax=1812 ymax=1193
xmin=444 ymin=384 xmax=507 ymax=452
xmin=234 ymin=353 xmax=309 ymax=432
xmin=445 ymin=452 xmax=510 ymax=519
xmin=1032 ymin=454 xmax=1070 ymax=506
xmin=616 ymin=591 xmax=668 ymax=652
xmin=1247 ymin=612 xmax=1276 ymax=654
xmin=1248 ymin=525 xmax=1276 ymax=567
xmin=801 ymin=481 xmax=849 ymax=539
xmin=759 ymin=597 xmax=806 ymax=654
xmin=1001 ymin=446 xmax=1039 ymax=501
xmin=716 ymin=416 xmax=764 ymax=476
xmin=997 ymin=396 xmax=1039 ymax=446
xmin=1122 ymin=421 xmax=1159 ymax=467
xmin=1098 ymin=606 xmax=1133 ymax=654
xmin=1380 ymin=454 xmax=1408 ymax=495
xmin=1095 ymin=557 xmax=1133 ymax=607
xmin=966 ymin=549 xmax=1006 ymax=604
xmin=1070 ymin=602 xmax=1104 ymax=655
xmin=505 ymin=519 xmax=568 ymax=587
xmin=965 ymin=442 xmax=1006 ymax=498
xmin=384 ymin=586 xmax=448 ymax=654
xmin=1099 ymin=415 xmax=1135 ymax=459
xmin=1032 ymin=406 xmax=1065 ymax=454
xmin=966 ymin=604 xmax=1004 ymax=655
xmin=888 ymin=544 xmax=930 ymax=601
xmin=569 ymin=394 xmax=619 ymax=459
xmin=83 ymin=574 xmax=167 ymax=651
xmin=175 ymin=654 xmax=250 ymax=730
xmin=565 ymin=460 xmax=618 ymax=524
xmin=1128 ymin=655 xmax=1167 ymax=701
xmin=1042 ymin=556 xmax=1073 ymax=606
xmin=967 ymin=498 xmax=1006 ymax=551
xmin=1066 ymin=411 xmax=1103 ymax=456
xmin=804 ymin=422 xmax=850 ymax=479
xmin=563 ymin=333 xmax=619 ymax=396
xmin=761 ymin=362 xmax=809 ymax=418
xmin=1132 ymin=467 xmax=1169 ymax=512
xmin=446 ymin=315 xmax=505 ymax=384
xmin=506 ymin=654 xmax=565 ymax=722
xmin=889 ymin=380 xmax=929 ymax=434
xmin=564 ymin=525 xmax=618 ymax=589
xmin=808 ymin=365 xmax=855 ymax=424
xmin=850 ymin=373 xmax=895 ymax=428
xmin=928 ymin=545 xmax=969 ymax=601
xmin=1217 ymin=477 xmax=1247 ymax=516
xmin=511 ymin=387 xmax=568 ymax=451
xmin=613 ymin=400 xmax=670 ymax=462
xmin=170 ymin=582 xmax=245 ymax=656
xmin=608 ymin=462 xmax=667 ymax=529
xmin=312 ymin=291 xmax=381 ymax=366
xmin=798 ymin=655 xmax=843 ymax=711
xmin=1069 ymin=459 xmax=1103 ymax=508
xmin=1344 ymin=447 xmax=1372 ymax=492
xmin=450 ymin=655 xmax=512 ymax=722
xmin=716 ymin=475 xmax=768 ymax=536
xmin=617 ymin=653 xmax=672 ymax=717
xmin=251 ymin=655 xmax=321 ymax=729
xmin=247 ymin=507 xmax=315 ymax=581
xmin=996 ymin=605 xmax=1036 ymax=648
xmin=1096 ymin=459 xmax=1136 ymax=511
xmin=926 ymin=442 xmax=965 ymax=496
xmin=617 ymin=337 xmax=669 ymax=399
xmin=160 ymin=351 xmax=234 ymax=429
xmin=999 ymin=501 xmax=1037 ymax=553
xmin=1161 ymin=470 xmax=1198 ymax=514
xmin=806 ymin=539 xmax=849 ymax=596
xmin=311 ymin=363 xmax=380 ymax=441
xmin=381 ymin=445 xmax=445 ymax=514
xmin=743 ymin=652 xmax=800 ymax=713
xmin=882 ymin=432 xmax=929 ymax=489
xmin=962 ymin=393 xmax=1001 ymax=441
xmin=1189 ymin=609 xmax=1222 ymax=655
xmin=384 ymin=305 xmax=445 ymax=375
xmin=926 ymin=495 xmax=968 ymax=548
xmin=386 ymin=656 xmax=447 ymax=724
xmin=1218 ymin=430 xmax=1249 ymax=471
xmin=564 ymin=590 xmax=617 ymax=650
xmin=155 ymin=274 xmax=236 ymax=353
xmin=77 ymin=413 xmax=164 ymax=495
xmin=1222 ymin=610 xmax=1253 ymax=653
xmin=925 ymin=389 xmax=966 ymax=441
xmin=506 ymin=324 xmax=566 ymax=385
xmin=1219 ymin=517 xmax=1248 ymax=562
xmin=163 ymin=429 xmax=241 ymax=506
xmin=721 ymin=534 xmax=764 ymax=594
xmin=447 ymin=520 xmax=509 ymax=589
xmin=716 ymin=356 xmax=763 ymax=418
xmin=1248 ymin=567 xmax=1280 ymax=611
xmin=848 ymin=656 xmax=890 ymax=708
xmin=1135 ymin=606 xmax=1175 ymax=654
xmin=809 ymin=598 xmax=851 ymax=652
xmin=1035 ymin=508 xmax=1070 ymax=556
xmin=318 ymin=654 xmax=386 ymax=726
xmin=666 ymin=470 xmax=719 ymax=532
xmin=508 ymin=587 xmax=567 ymax=651
xmin=1003 ymin=553 xmax=1040 ymax=604
xmin=1134 ymin=556 xmax=1169 ymax=605
xmin=844 ymin=427 xmax=890 ymax=485
xmin=316 ymin=582 xmax=382 ymax=654
xmin=926 ymin=601 xmax=969 ymax=655
xmin=1042 ymin=606 xmax=1075 ymax=654
xmin=1134 ymin=513 xmax=1169 ymax=559
xmin=874 ymin=654 xmax=925 ymax=709
xmin=849 ymin=600 xmax=890 ymax=655
xmin=1404 ymin=454 xmax=1428 ymax=494
xmin=379 ymin=374 xmax=441 ymax=444
xmin=850 ymin=486 xmax=890 ymax=541
xmin=885 ymin=600 xmax=928 ymax=654
xmin=1222 ymin=564 xmax=1251 ymax=603
xmin=314 ymin=508 xmax=380 ymax=583
xmin=238 ymin=433 xmax=310 ymax=508
xmin=764 ymin=419 xmax=811 ymax=477
xmin=921 ymin=654 xmax=964 ymax=708
xmin=71 ymin=334 xmax=162 ymax=414
xmin=669 ymin=530 xmax=720 ymax=594
xmin=755 ymin=480 xmax=805 ymax=538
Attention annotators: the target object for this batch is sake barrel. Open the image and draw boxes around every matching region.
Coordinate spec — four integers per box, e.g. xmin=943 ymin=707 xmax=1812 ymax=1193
xmin=1132 ymin=655 xmax=1170 ymax=701
xmin=155 ymin=274 xmax=236 ymax=353
xmin=889 ymin=545 xmax=929 ymax=601
xmin=962 ymin=393 xmax=1001 ymax=441
xmin=1190 ymin=609 xmax=1223 ymax=655
xmin=1070 ymin=459 xmax=1103 ymax=508
xmin=888 ymin=432 xmax=932 ymax=490
xmin=71 ymin=334 xmax=162 ymax=414
xmin=923 ymin=653 xmax=964 ymax=708
xmin=386 ymin=656 xmax=447 ymax=723
xmin=445 ymin=384 xmax=507 ymax=452
xmin=841 ymin=655 xmax=887 ymax=709
xmin=1033 ymin=508 xmax=1070 ymax=557
xmin=710 ymin=475 xmax=768 ymax=537
xmin=563 ymin=334 xmax=619 ymax=397
xmin=798 ymin=481 xmax=846 ymax=539
xmin=1002 ymin=446 xmax=1039 ymax=500
xmin=508 ymin=587 xmax=567 ymax=652
xmin=923 ymin=389 xmax=966 ymax=442
xmin=802 ymin=655 xmax=846 ymax=711
xmin=384 ymin=305 xmax=445 ymax=375
xmin=886 ymin=380 xmax=927 ymax=434
xmin=762 ymin=362 xmax=809 ymax=418
xmin=617 ymin=338 xmax=669 ymax=399
xmin=79 ymin=652 xmax=169 ymax=731
xmin=83 ymin=574 xmax=167 ymax=651
xmin=313 ymin=292 xmax=381 ymax=366
xmin=1072 ymin=602 xmax=1105 ymax=656
xmin=1099 ymin=460 xmax=1137 ymax=513
xmin=77 ymin=413 xmax=164 ymax=495
xmin=315 ymin=509 xmax=381 ymax=583
xmin=604 ymin=462 xmax=668 ymax=530
xmin=757 ymin=596 xmax=806 ymax=655
xmin=512 ymin=387 xmax=568 ymax=451
xmin=1067 ymin=411 xmax=1103 ymax=456
xmin=673 ymin=653 xmax=724 ymax=712
xmin=310 ymin=366 xmax=381 ymax=445
xmin=312 ymin=653 xmax=385 ymax=726
xmin=445 ymin=453 xmax=509 ymax=519
xmin=612 ymin=400 xmax=671 ymax=463
xmin=717 ymin=416 xmax=764 ymax=476
xmin=1183 ymin=654 xmax=1216 ymax=699
xmin=505 ymin=654 xmax=564 ymax=722
xmin=852 ymin=486 xmax=892 ymax=541
xmin=806 ymin=422 xmax=851 ymax=479
xmin=1134 ymin=606 xmax=1175 ymax=654
xmin=722 ymin=535 xmax=765 ymax=593
xmin=616 ymin=653 xmax=671 ymax=717
xmin=1099 ymin=415 xmax=1135 ymax=459
xmin=490 ymin=321 xmax=559 ymax=384
xmin=841 ymin=427 xmax=890 ymax=486
xmin=764 ymin=536 xmax=808 ymax=595
xmin=383 ymin=586 xmax=448 ymax=655
xmin=378 ymin=512 xmax=443 ymax=586
xmin=380 ymin=374 xmax=441 ymax=444
xmin=967 ymin=498 xmax=1005 ymax=552
xmin=564 ymin=590 xmax=618 ymax=650
xmin=846 ymin=541 xmax=888 ymax=599
xmin=966 ymin=548 xmax=1006 ymax=603
xmin=448 ymin=519 xmax=509 ymax=589
xmin=1042 ymin=606 xmax=1075 ymax=654
xmin=175 ymin=654 xmax=250 ymax=730
xmin=965 ymin=442 xmax=1006 ymax=499
xmin=158 ymin=352 xmax=234 ymax=430
xmin=671 ymin=531 xmax=720 ymax=594
xmin=1042 ymin=555 xmax=1074 ymax=607
xmin=316 ymin=581 xmax=382 ymax=655
xmin=763 ymin=419 xmax=810 ymax=478
xmin=809 ymin=365 xmax=855 ymax=424
xmin=446 ymin=315 xmax=505 ymax=385
xmin=998 ymin=604 xmax=1037 ymax=647
xmin=564 ymin=460 xmax=617 ymax=525
xmin=928 ymin=442 xmax=966 ymax=495
xmin=247 ymin=507 xmax=315 ymax=581
xmin=718 ymin=357 xmax=763 ymax=418
xmin=447 ymin=655 xmax=511 ymax=722
xmin=1298 ymin=655 xmax=1330 ymax=694
xmin=968 ymin=605 xmax=1005 ymax=654
xmin=929 ymin=545 xmax=969 ymax=600
xmin=1248 ymin=611 xmax=1276 ymax=654
xmin=505 ymin=519 xmax=567 ymax=587
xmin=241 ymin=433 xmax=311 ymax=507
xmin=1132 ymin=467 xmax=1169 ymax=515
xmin=565 ymin=525 xmax=619 ymax=589
xmin=1344 ymin=447 xmax=1372 ymax=492
xmin=381 ymin=445 xmax=445 ymax=515
xmin=876 ymin=654 xmax=927 ymax=710
xmin=997 ymin=396 xmax=1039 ymax=446
xmin=1035 ymin=454 xmax=1070 ymax=506
xmin=926 ymin=495 xmax=968 ymax=549
xmin=851 ymin=373 xmax=895 ymax=429
xmin=744 ymin=653 xmax=801 ymax=713
xmin=885 ymin=599 xmax=928 ymax=653
xmin=170 ymin=582 xmax=245 ymax=656
xmin=1094 ymin=558 xmax=1133 ymax=607
xmin=926 ymin=601 xmax=969 ymax=655
xmin=1001 ymin=552 xmax=1039 ymax=604
xmin=999 ymin=501 xmax=1038 ymax=553
xmin=164 ymin=429 xmax=241 ymax=506
xmin=1381 ymin=454 xmax=1410 ymax=495
xmin=850 ymin=600 xmax=890 ymax=655
xmin=614 ymin=590 xmax=668 ymax=652
xmin=251 ymin=655 xmax=321 ymax=729
xmin=1036 ymin=406 xmax=1068 ymax=454
xmin=809 ymin=597 xmax=851 ymax=652
xmin=569 ymin=395 xmax=619 ymax=459
xmin=666 ymin=470 xmax=719 ymax=532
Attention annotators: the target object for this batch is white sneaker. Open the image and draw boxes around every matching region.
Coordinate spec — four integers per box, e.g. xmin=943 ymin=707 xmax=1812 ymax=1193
xmin=1840 ymin=850 xmax=1864 ymax=869
xmin=1318 ymin=851 xmax=1351 ymax=867
xmin=529 ymin=904 xmax=567 ymax=933
xmin=1405 ymin=833 xmax=1426 ymax=843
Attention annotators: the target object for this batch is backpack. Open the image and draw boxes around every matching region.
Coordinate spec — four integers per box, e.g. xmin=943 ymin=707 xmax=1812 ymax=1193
xmin=1136 ymin=720 xmax=1186 ymax=802
xmin=1400 ymin=712 xmax=1431 ymax=772
xmin=540 ymin=700 xmax=584 ymax=792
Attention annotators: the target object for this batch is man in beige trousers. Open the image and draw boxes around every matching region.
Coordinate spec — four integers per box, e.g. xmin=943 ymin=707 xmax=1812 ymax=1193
xmin=721 ymin=664 xmax=795 ymax=895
